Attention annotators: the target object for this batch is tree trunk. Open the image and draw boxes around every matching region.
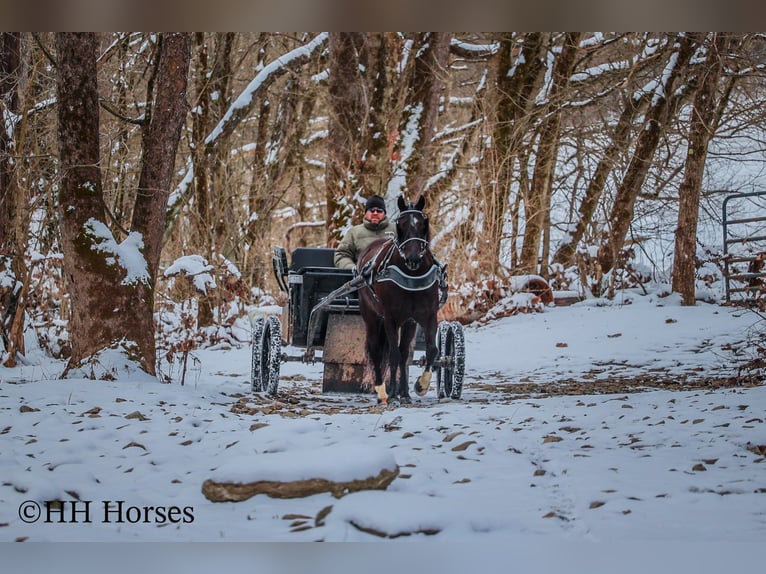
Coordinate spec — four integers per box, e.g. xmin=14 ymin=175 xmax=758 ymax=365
xmin=551 ymin=91 xmax=648 ymax=267
xmin=398 ymin=32 xmax=451 ymax=199
xmin=672 ymin=34 xmax=727 ymax=305
xmin=597 ymin=33 xmax=697 ymax=276
xmin=0 ymin=32 xmax=27 ymax=366
xmin=57 ymin=33 xmax=128 ymax=374
xmin=519 ymin=32 xmax=581 ymax=275
xmin=57 ymin=33 xmax=191 ymax=377
xmin=326 ymin=33 xmax=372 ymax=245
xmin=479 ymin=33 xmax=545 ymax=276
xmin=130 ymin=33 xmax=192 ymax=349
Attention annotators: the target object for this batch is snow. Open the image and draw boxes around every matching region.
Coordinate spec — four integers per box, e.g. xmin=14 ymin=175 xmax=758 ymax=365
xmin=83 ymin=218 xmax=150 ymax=285
xmin=209 ymin=443 xmax=397 ymax=484
xmin=163 ymin=254 xmax=216 ymax=294
xmin=1 ymin=291 xmax=764 ymax=569
xmin=204 ymin=32 xmax=328 ymax=147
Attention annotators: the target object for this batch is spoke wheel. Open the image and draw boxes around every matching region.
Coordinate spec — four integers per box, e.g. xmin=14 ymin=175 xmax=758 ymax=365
xmin=435 ymin=321 xmax=451 ymax=399
xmin=251 ymin=315 xmax=281 ymax=396
xmin=259 ymin=315 xmax=282 ymax=396
xmin=250 ymin=317 xmax=265 ymax=392
xmin=440 ymin=322 xmax=466 ymax=400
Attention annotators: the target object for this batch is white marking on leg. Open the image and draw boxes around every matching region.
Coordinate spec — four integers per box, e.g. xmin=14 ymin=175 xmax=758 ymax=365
xmin=375 ymin=384 xmax=388 ymax=405
xmin=416 ymin=370 xmax=432 ymax=396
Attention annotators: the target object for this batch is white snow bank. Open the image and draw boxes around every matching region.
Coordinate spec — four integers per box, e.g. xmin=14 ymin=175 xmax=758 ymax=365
xmin=208 ymin=443 xmax=397 ymax=484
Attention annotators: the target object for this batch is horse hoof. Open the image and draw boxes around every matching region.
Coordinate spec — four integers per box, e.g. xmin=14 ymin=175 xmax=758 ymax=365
xmin=415 ymin=371 xmax=432 ymax=396
xmin=400 ymin=396 xmax=412 ymax=405
xmin=374 ymin=384 xmax=388 ymax=405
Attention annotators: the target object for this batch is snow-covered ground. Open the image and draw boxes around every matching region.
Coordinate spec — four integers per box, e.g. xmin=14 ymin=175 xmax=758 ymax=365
xmin=1 ymin=291 xmax=765 ymax=568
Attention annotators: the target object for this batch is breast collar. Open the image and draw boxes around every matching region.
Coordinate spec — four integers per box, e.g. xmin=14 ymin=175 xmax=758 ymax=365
xmin=375 ymin=263 xmax=441 ymax=291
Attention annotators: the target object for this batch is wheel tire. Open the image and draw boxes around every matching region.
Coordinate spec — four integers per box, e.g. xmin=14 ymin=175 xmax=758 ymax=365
xmin=260 ymin=315 xmax=282 ymax=396
xmin=435 ymin=321 xmax=451 ymax=398
xmin=440 ymin=322 xmax=466 ymax=400
xmin=447 ymin=322 xmax=465 ymax=399
xmin=250 ymin=316 xmax=266 ymax=392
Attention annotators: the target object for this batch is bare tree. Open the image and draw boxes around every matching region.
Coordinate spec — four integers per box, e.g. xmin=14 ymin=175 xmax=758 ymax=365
xmin=0 ymin=32 xmax=26 ymax=366
xmin=672 ymin=34 xmax=730 ymax=304
xmin=478 ymin=33 xmax=546 ymax=276
xmin=325 ymin=33 xmax=373 ymax=244
xmin=56 ymin=32 xmax=191 ymax=377
xmin=397 ymin=32 xmax=452 ymax=199
xmin=518 ymin=32 xmax=581 ymax=275
xmin=597 ymin=33 xmax=698 ymax=277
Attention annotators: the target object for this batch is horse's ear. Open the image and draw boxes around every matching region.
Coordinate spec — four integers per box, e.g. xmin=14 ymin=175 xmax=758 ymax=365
xmin=397 ymin=195 xmax=407 ymax=211
xmin=415 ymin=194 xmax=426 ymax=211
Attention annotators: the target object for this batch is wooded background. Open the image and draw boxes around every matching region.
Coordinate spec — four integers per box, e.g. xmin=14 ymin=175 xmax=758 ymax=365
xmin=1 ymin=32 xmax=765 ymax=377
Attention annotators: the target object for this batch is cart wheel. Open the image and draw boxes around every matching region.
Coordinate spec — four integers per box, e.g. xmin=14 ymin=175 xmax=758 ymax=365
xmin=435 ymin=321 xmax=451 ymax=398
xmin=251 ymin=315 xmax=281 ymax=395
xmin=250 ymin=316 xmax=265 ymax=392
xmin=440 ymin=322 xmax=465 ymax=400
xmin=259 ymin=315 xmax=282 ymax=396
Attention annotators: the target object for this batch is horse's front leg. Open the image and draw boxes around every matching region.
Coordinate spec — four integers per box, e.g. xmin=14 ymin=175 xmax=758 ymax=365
xmin=414 ymin=315 xmax=439 ymax=397
xmin=365 ymin=316 xmax=388 ymax=405
xmin=384 ymin=319 xmax=402 ymax=404
xmin=397 ymin=321 xmax=417 ymax=404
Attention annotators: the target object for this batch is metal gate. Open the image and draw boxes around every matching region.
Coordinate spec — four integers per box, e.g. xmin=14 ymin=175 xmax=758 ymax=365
xmin=722 ymin=190 xmax=766 ymax=304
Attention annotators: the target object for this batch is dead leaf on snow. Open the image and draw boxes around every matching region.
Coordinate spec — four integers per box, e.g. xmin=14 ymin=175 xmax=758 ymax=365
xmin=451 ymin=440 xmax=477 ymax=452
xmin=123 ymin=441 xmax=147 ymax=450
xmin=315 ymin=505 xmax=333 ymax=527
xmin=19 ymin=405 xmax=39 ymax=413
xmin=443 ymin=431 xmax=464 ymax=442
xmin=543 ymin=435 xmax=563 ymax=443
xmin=125 ymin=411 xmax=148 ymax=421
xmin=283 ymin=513 xmax=312 ymax=520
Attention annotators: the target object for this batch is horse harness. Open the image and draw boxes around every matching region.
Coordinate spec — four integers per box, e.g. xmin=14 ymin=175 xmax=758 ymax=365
xmin=304 ymin=205 xmax=446 ymax=359
xmin=358 ymin=235 xmax=448 ymax=308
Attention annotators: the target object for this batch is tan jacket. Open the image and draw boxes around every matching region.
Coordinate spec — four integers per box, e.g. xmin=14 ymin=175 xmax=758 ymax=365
xmin=333 ymin=218 xmax=395 ymax=269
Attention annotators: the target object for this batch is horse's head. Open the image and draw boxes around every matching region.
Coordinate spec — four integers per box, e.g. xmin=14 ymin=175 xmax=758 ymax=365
xmin=395 ymin=195 xmax=430 ymax=272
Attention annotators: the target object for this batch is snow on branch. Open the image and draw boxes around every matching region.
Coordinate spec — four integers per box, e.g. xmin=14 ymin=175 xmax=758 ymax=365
xmin=204 ymin=33 xmax=329 ymax=151
xmin=450 ymin=38 xmax=500 ymax=59
xmin=168 ymin=33 xmax=328 ymax=212
xmin=163 ymin=254 xmax=216 ymax=295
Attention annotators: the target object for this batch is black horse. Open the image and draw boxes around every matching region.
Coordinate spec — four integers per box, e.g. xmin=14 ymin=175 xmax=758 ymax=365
xmin=357 ymin=194 xmax=442 ymax=405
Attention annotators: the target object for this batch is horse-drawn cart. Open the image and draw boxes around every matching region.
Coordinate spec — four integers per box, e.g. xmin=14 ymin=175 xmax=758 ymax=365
xmin=249 ymin=246 xmax=466 ymax=401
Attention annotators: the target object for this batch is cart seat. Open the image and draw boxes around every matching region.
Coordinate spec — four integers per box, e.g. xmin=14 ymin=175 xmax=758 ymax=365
xmin=290 ymin=247 xmax=336 ymax=272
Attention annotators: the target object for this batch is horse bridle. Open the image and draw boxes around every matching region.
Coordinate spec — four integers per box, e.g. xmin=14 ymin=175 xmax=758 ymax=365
xmin=394 ymin=209 xmax=429 ymax=269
